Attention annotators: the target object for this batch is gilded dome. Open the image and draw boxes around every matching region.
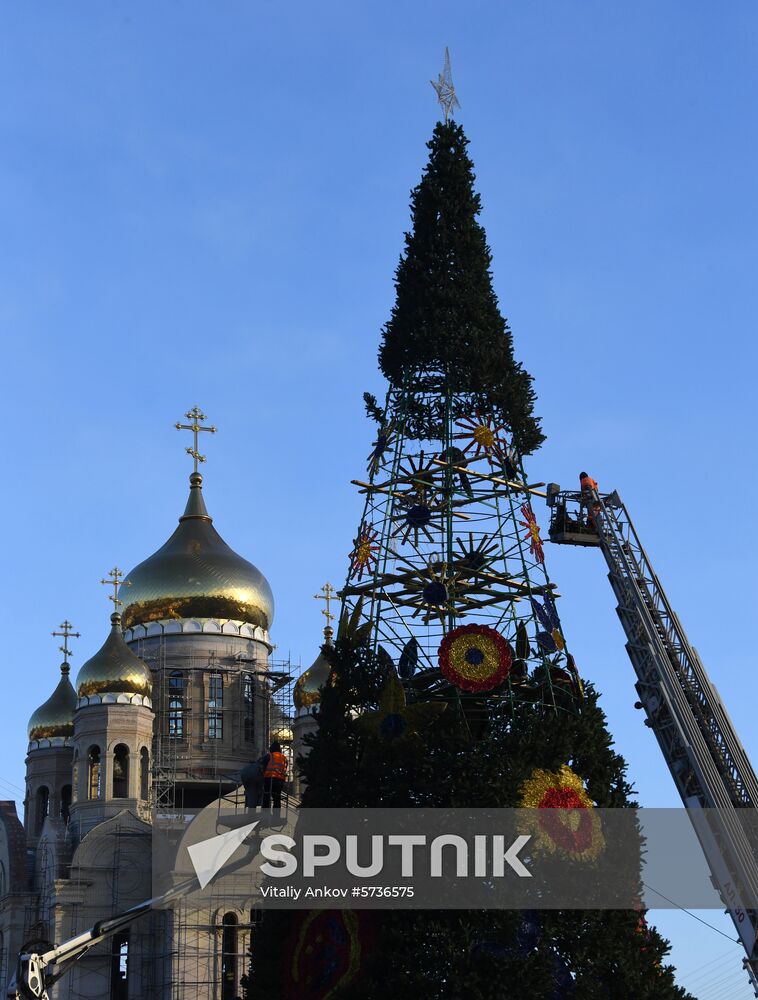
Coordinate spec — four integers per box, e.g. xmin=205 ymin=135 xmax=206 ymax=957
xmin=119 ymin=473 xmax=274 ymax=631
xmin=270 ymin=703 xmax=294 ymax=744
xmin=294 ymin=637 xmax=333 ymax=713
xmin=76 ymin=614 xmax=153 ymax=698
xmin=28 ymin=663 xmax=77 ymax=741
xmin=271 ymin=724 xmax=294 ymax=743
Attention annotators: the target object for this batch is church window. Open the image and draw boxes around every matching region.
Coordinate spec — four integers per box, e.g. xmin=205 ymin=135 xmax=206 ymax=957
xmin=221 ymin=912 xmax=238 ymax=1000
xmin=113 ymin=745 xmax=130 ymax=798
xmin=71 ymin=751 xmax=79 ymax=803
xmin=60 ymin=784 xmax=72 ymax=823
xmin=88 ymin=745 xmax=101 ymax=799
xmin=140 ymin=747 xmax=150 ymax=800
xmin=110 ymin=932 xmax=129 ymax=1000
xmin=243 ymin=673 xmax=255 ymax=742
xmin=208 ymin=672 xmax=223 ymax=740
xmin=35 ymin=786 xmax=49 ymax=834
xmin=168 ymin=671 xmax=185 ymax=738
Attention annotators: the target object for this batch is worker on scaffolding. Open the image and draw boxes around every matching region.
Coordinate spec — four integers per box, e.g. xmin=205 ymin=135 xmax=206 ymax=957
xmin=261 ymin=741 xmax=288 ymax=810
xmin=241 ymin=756 xmax=265 ymax=809
xmin=579 ymin=471 xmax=600 ymax=529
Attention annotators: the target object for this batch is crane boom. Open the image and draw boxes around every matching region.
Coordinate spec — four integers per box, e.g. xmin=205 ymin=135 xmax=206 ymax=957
xmin=7 ymin=878 xmax=196 ymax=1000
xmin=547 ymin=484 xmax=758 ymax=993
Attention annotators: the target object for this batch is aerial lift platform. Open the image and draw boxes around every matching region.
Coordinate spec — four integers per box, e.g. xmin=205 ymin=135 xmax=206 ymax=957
xmin=548 ymin=484 xmax=758 ymax=993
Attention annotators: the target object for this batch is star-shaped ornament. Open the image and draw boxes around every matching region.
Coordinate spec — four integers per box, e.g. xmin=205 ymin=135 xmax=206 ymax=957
xmin=356 ymin=670 xmax=446 ymax=744
xmin=431 ymin=47 xmax=461 ymax=123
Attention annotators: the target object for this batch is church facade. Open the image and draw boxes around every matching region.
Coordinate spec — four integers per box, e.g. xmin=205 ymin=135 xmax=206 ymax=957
xmin=0 ymin=428 xmax=317 ymax=999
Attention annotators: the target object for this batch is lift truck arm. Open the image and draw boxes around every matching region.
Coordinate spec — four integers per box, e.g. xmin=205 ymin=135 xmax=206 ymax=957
xmin=7 ymin=878 xmax=196 ymax=1000
xmin=547 ymin=484 xmax=758 ymax=994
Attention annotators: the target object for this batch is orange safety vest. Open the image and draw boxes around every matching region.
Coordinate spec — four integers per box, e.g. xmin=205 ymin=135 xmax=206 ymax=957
xmin=264 ymin=751 xmax=287 ymax=781
xmin=580 ymin=475 xmax=598 ymax=493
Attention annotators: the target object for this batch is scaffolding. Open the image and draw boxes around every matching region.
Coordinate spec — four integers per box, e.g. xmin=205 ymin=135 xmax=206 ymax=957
xmin=339 ymin=389 xmax=583 ymax=726
xmin=128 ymin=634 xmax=294 ymax=1000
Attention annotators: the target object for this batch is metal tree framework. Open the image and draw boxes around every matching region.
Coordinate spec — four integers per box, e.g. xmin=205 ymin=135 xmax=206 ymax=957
xmin=338 ymin=384 xmax=583 ymax=717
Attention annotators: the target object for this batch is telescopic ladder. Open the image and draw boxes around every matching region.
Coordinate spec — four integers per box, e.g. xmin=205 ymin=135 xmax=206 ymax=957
xmin=547 ymin=485 xmax=758 ymax=993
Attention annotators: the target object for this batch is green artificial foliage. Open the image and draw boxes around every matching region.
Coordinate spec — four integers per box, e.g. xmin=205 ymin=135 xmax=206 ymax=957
xmin=246 ymin=120 xmax=696 ymax=1000
xmin=378 ymin=121 xmax=543 ymax=455
xmin=363 ymin=391 xmax=385 ymax=425
xmin=247 ymin=635 xmax=693 ymax=998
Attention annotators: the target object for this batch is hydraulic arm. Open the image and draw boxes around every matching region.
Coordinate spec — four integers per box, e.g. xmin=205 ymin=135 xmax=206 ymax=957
xmin=547 ymin=485 xmax=758 ymax=992
xmin=7 ymin=879 xmax=195 ymax=1000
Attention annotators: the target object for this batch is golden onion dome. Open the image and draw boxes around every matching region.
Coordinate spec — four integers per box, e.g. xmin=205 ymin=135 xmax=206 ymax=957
xmin=270 ymin=701 xmax=294 ymax=743
xmin=119 ymin=472 xmax=274 ymax=631
xmin=28 ymin=663 xmax=78 ymax=741
xmin=271 ymin=725 xmax=294 ymax=743
xmin=76 ymin=614 xmax=152 ymax=698
xmin=293 ymin=631 xmax=333 ymax=712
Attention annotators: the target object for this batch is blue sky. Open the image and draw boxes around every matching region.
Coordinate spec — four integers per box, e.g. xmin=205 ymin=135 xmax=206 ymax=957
xmin=1 ymin=3 xmax=757 ymax=995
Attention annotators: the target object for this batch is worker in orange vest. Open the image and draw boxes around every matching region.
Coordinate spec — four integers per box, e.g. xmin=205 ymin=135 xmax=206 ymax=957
xmin=261 ymin=741 xmax=288 ymax=809
xmin=579 ymin=471 xmax=598 ymax=493
xmin=579 ymin=471 xmax=600 ymax=528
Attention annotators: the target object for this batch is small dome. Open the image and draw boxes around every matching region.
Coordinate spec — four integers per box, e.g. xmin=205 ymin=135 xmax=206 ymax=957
xmin=270 ymin=702 xmax=294 ymax=744
xmin=119 ymin=473 xmax=274 ymax=632
xmin=294 ymin=641 xmax=332 ymax=713
xmin=271 ymin=724 xmax=294 ymax=743
xmin=76 ymin=614 xmax=152 ymax=698
xmin=28 ymin=663 xmax=77 ymax=741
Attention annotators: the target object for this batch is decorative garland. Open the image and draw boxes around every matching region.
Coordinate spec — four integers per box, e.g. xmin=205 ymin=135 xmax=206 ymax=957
xmin=349 ymin=524 xmax=379 ymax=581
xmin=438 ymin=624 xmax=512 ymax=692
xmin=530 ymin=593 xmax=565 ymax=653
xmin=518 ymin=764 xmax=605 ymax=862
xmin=519 ymin=503 xmax=545 ymax=564
xmin=453 ymin=411 xmax=509 ymax=462
xmin=286 ymin=909 xmax=365 ymax=999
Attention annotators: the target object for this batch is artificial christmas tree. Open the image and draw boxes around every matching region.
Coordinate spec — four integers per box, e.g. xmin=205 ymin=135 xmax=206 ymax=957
xmin=248 ymin=120 xmax=693 ymax=999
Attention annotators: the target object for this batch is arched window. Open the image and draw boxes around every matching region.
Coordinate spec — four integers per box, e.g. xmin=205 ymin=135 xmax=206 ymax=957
xmin=71 ymin=750 xmax=79 ymax=803
xmin=243 ymin=673 xmax=254 ymax=742
xmin=140 ymin=748 xmax=149 ymax=801
xmin=0 ymin=861 xmax=7 ymax=897
xmin=35 ymin=786 xmax=49 ymax=834
xmin=208 ymin=672 xmax=223 ymax=740
xmin=221 ymin=913 xmax=238 ymax=1000
xmin=168 ymin=671 xmax=185 ymax=738
xmin=113 ymin=745 xmax=129 ymax=799
xmin=88 ymin=745 xmax=101 ymax=800
xmin=60 ymin=785 xmax=72 ymax=823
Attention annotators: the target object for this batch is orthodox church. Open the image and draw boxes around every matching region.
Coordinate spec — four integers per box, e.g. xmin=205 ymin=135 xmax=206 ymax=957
xmin=0 ymin=415 xmax=324 ymax=999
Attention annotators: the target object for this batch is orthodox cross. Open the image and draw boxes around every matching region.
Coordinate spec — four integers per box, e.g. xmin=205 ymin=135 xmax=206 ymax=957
xmin=176 ymin=407 xmax=217 ymax=473
xmin=431 ymin=47 xmax=461 ymax=123
xmin=313 ymin=582 xmax=337 ymax=638
xmin=52 ymin=620 xmax=81 ymax=663
xmin=100 ymin=567 xmax=130 ymax=610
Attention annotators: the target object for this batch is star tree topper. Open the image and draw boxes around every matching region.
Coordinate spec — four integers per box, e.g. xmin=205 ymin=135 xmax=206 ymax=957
xmin=431 ymin=47 xmax=461 ymax=123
